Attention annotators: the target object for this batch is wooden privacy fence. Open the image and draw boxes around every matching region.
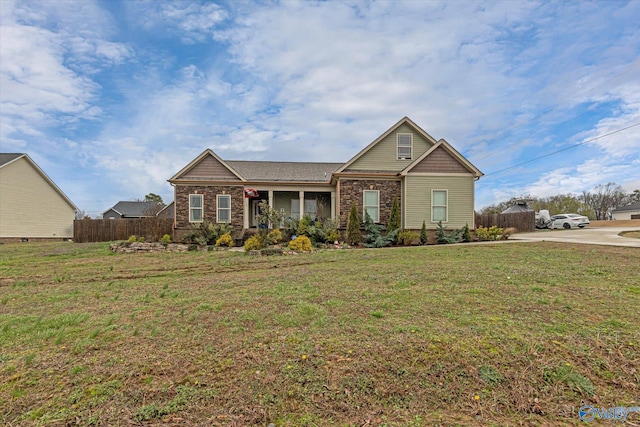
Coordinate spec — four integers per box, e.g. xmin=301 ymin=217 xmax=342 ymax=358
xmin=73 ymin=218 xmax=174 ymax=243
xmin=475 ymin=211 xmax=535 ymax=232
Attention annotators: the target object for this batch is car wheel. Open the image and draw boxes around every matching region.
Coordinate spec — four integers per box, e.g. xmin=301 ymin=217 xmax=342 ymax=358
xmin=563 ymin=223 xmax=571 ymax=229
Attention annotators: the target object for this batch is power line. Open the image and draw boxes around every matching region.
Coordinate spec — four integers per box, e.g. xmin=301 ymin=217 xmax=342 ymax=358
xmin=482 ymin=122 xmax=640 ymax=178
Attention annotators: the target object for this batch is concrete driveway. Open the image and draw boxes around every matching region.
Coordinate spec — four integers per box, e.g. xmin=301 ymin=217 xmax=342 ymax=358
xmin=512 ymin=226 xmax=640 ymax=248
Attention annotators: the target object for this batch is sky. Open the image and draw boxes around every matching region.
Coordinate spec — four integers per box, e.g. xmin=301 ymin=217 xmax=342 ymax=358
xmin=1 ymin=0 xmax=639 ymax=217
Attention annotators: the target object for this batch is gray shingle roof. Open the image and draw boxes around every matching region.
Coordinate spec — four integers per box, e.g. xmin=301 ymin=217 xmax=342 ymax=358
xmin=0 ymin=153 xmax=24 ymax=167
xmin=613 ymin=202 xmax=640 ymax=212
xmin=104 ymin=201 xmax=164 ymax=217
xmin=226 ymin=160 xmax=343 ymax=182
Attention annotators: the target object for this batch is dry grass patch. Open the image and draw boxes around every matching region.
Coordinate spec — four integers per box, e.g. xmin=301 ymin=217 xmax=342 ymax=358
xmin=0 ymin=241 xmax=638 ymax=426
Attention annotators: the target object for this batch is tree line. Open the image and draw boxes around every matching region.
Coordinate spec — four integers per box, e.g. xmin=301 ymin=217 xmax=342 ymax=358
xmin=479 ymin=182 xmax=640 ymax=220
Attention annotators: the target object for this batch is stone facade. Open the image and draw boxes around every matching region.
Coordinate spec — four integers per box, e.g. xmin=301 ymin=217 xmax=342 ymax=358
xmin=174 ymin=185 xmax=244 ymax=231
xmin=338 ymin=179 xmax=401 ymax=227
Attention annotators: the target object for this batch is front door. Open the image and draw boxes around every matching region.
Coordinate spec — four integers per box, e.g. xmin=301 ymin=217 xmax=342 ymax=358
xmin=251 ymin=200 xmax=261 ymax=227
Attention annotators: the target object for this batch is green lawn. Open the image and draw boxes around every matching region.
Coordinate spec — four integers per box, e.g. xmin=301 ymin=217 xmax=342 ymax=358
xmin=0 ymin=241 xmax=638 ymax=426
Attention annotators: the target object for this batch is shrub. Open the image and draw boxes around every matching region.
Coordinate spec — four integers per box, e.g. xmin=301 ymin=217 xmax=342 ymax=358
xmin=288 ymin=235 xmax=312 ymax=252
xmin=215 ymin=232 xmax=234 ymax=247
xmin=127 ymin=235 xmax=137 ymax=243
xmin=346 ymin=204 xmax=361 ymax=246
xmin=266 ymin=229 xmax=282 ymax=245
xmin=327 ymin=229 xmax=342 ymax=243
xmin=160 ymin=234 xmax=172 ymax=245
xmin=397 ymin=230 xmax=420 ymax=246
xmin=137 ymin=236 xmax=145 ymax=243
xmin=282 ymin=217 xmax=298 ymax=240
xmin=183 ymin=221 xmax=233 ymax=246
xmin=297 ymin=214 xmax=313 ymax=238
xmin=420 ymin=220 xmax=427 ymax=244
xmin=435 ymin=221 xmax=461 ymax=244
xmin=387 ymin=196 xmax=400 ymax=233
xmin=461 ymin=223 xmax=472 ymax=242
xmin=243 ymin=234 xmax=265 ymax=251
xmin=363 ymin=211 xmax=397 ymax=248
xmin=475 ymin=225 xmax=504 ymax=241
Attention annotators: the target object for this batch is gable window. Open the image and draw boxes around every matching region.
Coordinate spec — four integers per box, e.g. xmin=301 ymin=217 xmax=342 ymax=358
xmin=217 ymin=194 xmax=231 ymax=223
xmin=189 ymin=194 xmax=203 ymax=222
xmin=363 ymin=190 xmax=380 ymax=223
xmin=432 ymin=190 xmax=447 ymax=222
xmin=397 ymin=133 xmax=413 ymax=160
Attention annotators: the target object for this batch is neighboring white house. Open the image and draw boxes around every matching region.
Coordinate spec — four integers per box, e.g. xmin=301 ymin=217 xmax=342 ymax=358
xmin=0 ymin=153 xmax=78 ymax=240
xmin=611 ymin=202 xmax=640 ymax=220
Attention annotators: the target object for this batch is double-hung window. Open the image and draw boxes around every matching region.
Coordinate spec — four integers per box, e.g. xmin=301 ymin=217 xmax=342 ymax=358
xmin=397 ymin=133 xmax=412 ymax=160
xmin=217 ymin=194 xmax=231 ymax=223
xmin=189 ymin=194 xmax=203 ymax=223
xmin=363 ymin=190 xmax=380 ymax=223
xmin=432 ymin=190 xmax=447 ymax=222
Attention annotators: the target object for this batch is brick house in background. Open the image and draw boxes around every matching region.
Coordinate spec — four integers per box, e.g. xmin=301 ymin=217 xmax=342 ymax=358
xmin=168 ymin=117 xmax=483 ymax=240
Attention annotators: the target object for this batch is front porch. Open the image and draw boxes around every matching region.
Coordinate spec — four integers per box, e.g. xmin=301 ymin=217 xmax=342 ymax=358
xmin=244 ymin=189 xmax=335 ymax=229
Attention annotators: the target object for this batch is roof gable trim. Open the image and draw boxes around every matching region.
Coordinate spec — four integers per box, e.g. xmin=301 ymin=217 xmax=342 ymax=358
xmin=169 ymin=149 xmax=246 ymax=182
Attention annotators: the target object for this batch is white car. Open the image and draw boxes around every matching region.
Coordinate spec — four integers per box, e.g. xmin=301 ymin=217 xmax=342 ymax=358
xmin=549 ymin=214 xmax=590 ymax=229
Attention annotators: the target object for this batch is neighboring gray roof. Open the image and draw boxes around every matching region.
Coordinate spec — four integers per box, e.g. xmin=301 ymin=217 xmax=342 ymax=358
xmin=103 ymin=201 xmax=164 ymax=217
xmin=502 ymin=201 xmax=533 ymax=214
xmin=0 ymin=153 xmax=24 ymax=167
xmin=613 ymin=202 xmax=640 ymax=212
xmin=226 ymin=160 xmax=343 ymax=182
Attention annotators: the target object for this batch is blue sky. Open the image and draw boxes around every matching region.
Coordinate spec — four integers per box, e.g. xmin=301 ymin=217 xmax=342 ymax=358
xmin=1 ymin=0 xmax=639 ymax=217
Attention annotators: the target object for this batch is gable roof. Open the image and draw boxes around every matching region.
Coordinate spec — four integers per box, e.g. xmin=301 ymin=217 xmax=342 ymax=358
xmin=169 ymin=149 xmax=245 ymax=182
xmin=0 ymin=153 xmax=78 ymax=211
xmin=103 ymin=201 xmax=163 ymax=217
xmin=401 ymin=139 xmax=483 ymax=178
xmin=335 ymin=116 xmax=438 ymax=173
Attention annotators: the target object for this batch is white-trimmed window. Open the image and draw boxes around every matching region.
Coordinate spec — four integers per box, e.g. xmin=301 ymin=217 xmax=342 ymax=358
xmin=189 ymin=194 xmax=203 ymax=223
xmin=397 ymin=133 xmax=413 ymax=160
xmin=432 ymin=190 xmax=448 ymax=222
xmin=217 ymin=194 xmax=231 ymax=223
xmin=363 ymin=190 xmax=380 ymax=223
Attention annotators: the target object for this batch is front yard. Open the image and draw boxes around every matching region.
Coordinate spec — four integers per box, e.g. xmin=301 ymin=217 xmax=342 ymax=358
xmin=0 ymin=241 xmax=638 ymax=426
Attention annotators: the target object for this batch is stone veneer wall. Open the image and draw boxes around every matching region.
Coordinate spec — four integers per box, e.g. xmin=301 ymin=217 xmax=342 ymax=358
xmin=338 ymin=179 xmax=401 ymax=227
xmin=174 ymin=185 xmax=244 ymax=234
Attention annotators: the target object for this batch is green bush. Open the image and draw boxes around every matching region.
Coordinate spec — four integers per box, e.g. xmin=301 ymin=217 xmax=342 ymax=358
xmin=387 ymin=196 xmax=400 ymax=233
xmin=127 ymin=235 xmax=137 ymax=243
xmin=461 ymin=223 xmax=472 ymax=242
xmin=435 ymin=221 xmax=461 ymax=244
xmin=215 ymin=232 xmax=234 ymax=247
xmin=420 ymin=220 xmax=427 ymax=244
xmin=475 ymin=225 xmax=504 ymax=241
xmin=288 ymin=235 xmax=312 ymax=252
xmin=363 ymin=211 xmax=397 ymax=248
xmin=346 ymin=204 xmax=361 ymax=246
xmin=183 ymin=221 xmax=233 ymax=246
xmin=243 ymin=234 xmax=265 ymax=251
xmin=297 ymin=214 xmax=313 ymax=238
xmin=397 ymin=230 xmax=420 ymax=246
xmin=160 ymin=234 xmax=172 ymax=245
xmin=266 ymin=229 xmax=282 ymax=245
xmin=327 ymin=229 xmax=342 ymax=243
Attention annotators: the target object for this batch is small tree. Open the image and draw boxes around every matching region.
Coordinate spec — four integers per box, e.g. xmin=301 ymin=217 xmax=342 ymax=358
xmin=144 ymin=193 xmax=163 ymax=203
xmin=363 ymin=211 xmax=396 ymax=248
xmin=346 ymin=204 xmax=361 ymax=246
xmin=420 ymin=220 xmax=427 ymax=244
xmin=387 ymin=196 xmax=400 ymax=232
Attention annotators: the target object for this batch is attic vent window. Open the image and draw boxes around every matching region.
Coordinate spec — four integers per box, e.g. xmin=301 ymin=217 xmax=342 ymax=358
xmin=397 ymin=133 xmax=412 ymax=160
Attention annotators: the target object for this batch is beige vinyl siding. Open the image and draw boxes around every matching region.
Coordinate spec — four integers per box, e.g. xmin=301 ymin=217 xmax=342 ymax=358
xmin=183 ymin=155 xmax=240 ymax=180
xmin=0 ymin=158 xmax=76 ymax=238
xmin=404 ymin=175 xmax=475 ymax=229
xmin=347 ymin=124 xmax=433 ymax=172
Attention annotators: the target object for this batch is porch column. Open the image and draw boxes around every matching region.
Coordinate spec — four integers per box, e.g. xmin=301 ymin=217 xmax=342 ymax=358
xmin=268 ymin=190 xmax=274 ymax=228
xmin=299 ymin=191 xmax=305 ymax=219
xmin=243 ymin=196 xmax=249 ymax=229
xmin=331 ymin=191 xmax=336 ymax=221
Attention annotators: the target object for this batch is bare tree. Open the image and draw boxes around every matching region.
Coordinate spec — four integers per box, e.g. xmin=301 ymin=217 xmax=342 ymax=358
xmin=581 ymin=182 xmax=628 ymax=220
